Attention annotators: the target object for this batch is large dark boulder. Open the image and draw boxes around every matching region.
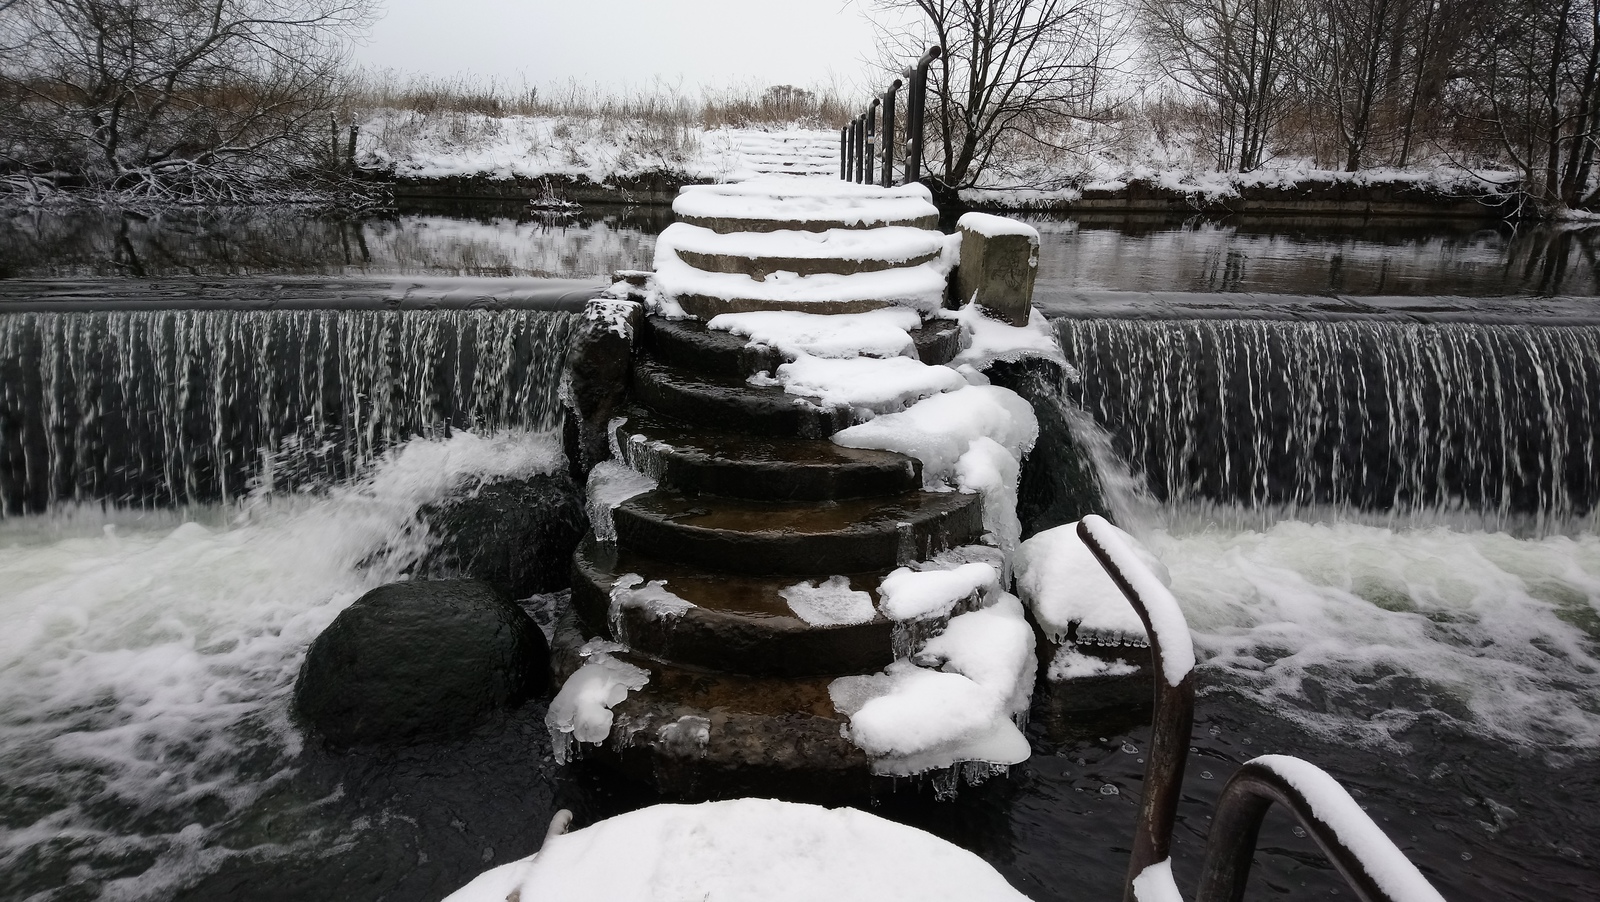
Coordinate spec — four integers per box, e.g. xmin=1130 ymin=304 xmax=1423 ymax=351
xmin=416 ymin=472 xmax=587 ymax=597
xmin=294 ymin=579 xmax=549 ymax=748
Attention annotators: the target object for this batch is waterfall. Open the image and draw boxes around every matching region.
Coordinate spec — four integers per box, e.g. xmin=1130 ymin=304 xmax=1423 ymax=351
xmin=0 ymin=309 xmax=576 ymax=513
xmin=1056 ymin=318 xmax=1600 ymax=533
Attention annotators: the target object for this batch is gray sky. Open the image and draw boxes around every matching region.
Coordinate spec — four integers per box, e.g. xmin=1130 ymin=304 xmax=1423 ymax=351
xmin=352 ymin=1 xmax=895 ymax=95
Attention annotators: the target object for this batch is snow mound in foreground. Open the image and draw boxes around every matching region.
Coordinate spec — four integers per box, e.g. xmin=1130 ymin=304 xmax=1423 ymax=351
xmin=443 ymin=798 xmax=1031 ymax=902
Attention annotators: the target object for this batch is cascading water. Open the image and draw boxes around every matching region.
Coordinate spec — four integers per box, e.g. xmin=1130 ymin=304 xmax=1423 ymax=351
xmin=1056 ymin=318 xmax=1600 ymax=534
xmin=0 ymin=309 xmax=576 ymax=513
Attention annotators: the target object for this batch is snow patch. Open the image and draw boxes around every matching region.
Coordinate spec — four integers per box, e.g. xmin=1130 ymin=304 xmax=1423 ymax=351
xmin=1080 ymin=515 xmax=1196 ymax=687
xmin=441 ymin=798 xmax=1032 ymax=902
xmin=780 ymin=575 xmax=877 ymax=627
xmin=958 ymin=211 xmax=1041 ymax=240
xmin=708 ymin=307 xmax=922 ymax=360
xmin=1015 ymin=519 xmax=1170 ymax=647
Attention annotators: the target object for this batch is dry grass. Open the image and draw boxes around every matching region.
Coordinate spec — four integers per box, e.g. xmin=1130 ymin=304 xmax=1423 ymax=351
xmin=344 ymin=71 xmax=851 ymax=129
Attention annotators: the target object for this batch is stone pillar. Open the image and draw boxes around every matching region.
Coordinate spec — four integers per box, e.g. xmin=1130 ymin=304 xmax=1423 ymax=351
xmin=560 ymin=294 xmax=643 ymax=481
xmin=954 ymin=212 xmax=1040 ymax=326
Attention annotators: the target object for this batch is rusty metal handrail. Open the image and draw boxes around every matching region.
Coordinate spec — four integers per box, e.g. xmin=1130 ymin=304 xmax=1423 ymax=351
xmin=1195 ymin=759 xmax=1447 ymax=902
xmin=1078 ymin=515 xmax=1447 ymax=902
xmin=1077 ymin=516 xmax=1195 ymax=902
xmin=841 ymin=46 xmax=941 ymax=185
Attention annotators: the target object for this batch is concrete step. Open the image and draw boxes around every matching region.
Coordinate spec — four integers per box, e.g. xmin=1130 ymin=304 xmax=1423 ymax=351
xmin=660 ymin=222 xmax=946 ymax=280
xmin=631 ymin=361 xmax=856 ymax=438
xmin=612 ymin=488 xmax=984 ymax=575
xmin=550 ymin=608 xmax=872 ymax=799
xmin=673 ymin=179 xmax=940 ymax=234
xmin=614 ymin=410 xmax=921 ymax=502
xmin=571 ymin=537 xmax=895 ymax=677
xmin=641 ymin=316 xmax=962 ymax=381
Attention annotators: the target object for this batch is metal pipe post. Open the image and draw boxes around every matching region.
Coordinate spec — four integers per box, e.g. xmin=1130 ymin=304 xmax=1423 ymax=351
xmin=854 ymin=115 xmax=867 ymax=183
xmin=865 ymin=98 xmax=880 ymax=187
xmin=905 ymin=46 xmax=942 ymax=183
xmin=880 ymin=80 xmax=901 ymax=186
xmin=840 ymin=126 xmax=848 ymax=179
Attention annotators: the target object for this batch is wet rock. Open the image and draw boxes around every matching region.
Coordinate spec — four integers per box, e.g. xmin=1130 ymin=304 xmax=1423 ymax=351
xmin=562 ymin=298 xmax=644 ymax=480
xmin=294 ymin=579 xmax=549 ymax=748
xmin=417 ymin=472 xmax=586 ymax=596
xmin=982 ymin=356 xmax=1110 ymax=536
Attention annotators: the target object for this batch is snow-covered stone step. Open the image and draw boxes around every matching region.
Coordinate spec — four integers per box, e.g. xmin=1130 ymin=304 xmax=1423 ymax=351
xmin=632 ymin=361 xmax=857 ymax=438
xmin=641 ymin=315 xmax=962 ymax=381
xmin=673 ymin=177 xmax=940 ymax=234
xmin=571 ymin=536 xmax=896 ymax=677
xmin=611 ymin=487 xmax=984 ymax=575
xmin=652 ymin=250 xmax=951 ymax=319
xmin=614 ymin=410 xmax=922 ymax=502
xmin=657 ymin=222 xmax=947 ymax=280
xmin=546 ymin=608 xmax=874 ymax=797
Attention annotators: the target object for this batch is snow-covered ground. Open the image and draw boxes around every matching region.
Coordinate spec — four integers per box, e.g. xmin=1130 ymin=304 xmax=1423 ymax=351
xmin=359 ymin=113 xmax=838 ymax=184
xmin=357 ymin=110 xmax=1517 ymax=205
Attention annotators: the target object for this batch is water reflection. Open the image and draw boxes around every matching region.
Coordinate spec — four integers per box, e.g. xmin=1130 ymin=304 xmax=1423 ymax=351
xmin=1031 ymin=214 xmax=1600 ymax=297
xmin=0 ymin=201 xmax=671 ymax=280
xmin=2 ymin=203 xmax=1596 ymax=297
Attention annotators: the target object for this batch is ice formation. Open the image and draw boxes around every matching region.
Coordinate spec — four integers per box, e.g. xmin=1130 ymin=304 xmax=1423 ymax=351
xmin=545 ymin=639 xmax=650 ymax=764
xmin=1015 ymin=518 xmax=1172 ymax=647
xmin=441 ymin=798 xmax=1032 ymax=902
xmin=584 ymin=458 xmax=657 ymax=544
xmin=607 ymin=574 xmax=694 ymax=645
xmin=780 ymin=575 xmax=877 ymax=627
xmin=1048 ymin=646 xmax=1141 ymax=681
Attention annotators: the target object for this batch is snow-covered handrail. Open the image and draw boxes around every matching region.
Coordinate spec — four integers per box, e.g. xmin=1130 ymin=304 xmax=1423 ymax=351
xmin=1196 ymin=756 xmax=1448 ymax=902
xmin=1075 ymin=515 xmax=1197 ymax=902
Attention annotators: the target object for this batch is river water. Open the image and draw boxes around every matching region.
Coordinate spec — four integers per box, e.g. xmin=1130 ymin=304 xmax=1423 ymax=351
xmin=0 ymin=205 xmax=1596 ymax=902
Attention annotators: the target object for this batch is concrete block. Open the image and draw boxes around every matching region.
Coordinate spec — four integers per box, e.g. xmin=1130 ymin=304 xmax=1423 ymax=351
xmin=955 ymin=212 xmax=1040 ymax=326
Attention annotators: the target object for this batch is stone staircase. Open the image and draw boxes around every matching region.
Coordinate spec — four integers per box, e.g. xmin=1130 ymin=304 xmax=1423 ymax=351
xmin=725 ymin=129 xmax=839 ymax=178
xmin=550 ymin=178 xmax=1034 ymax=799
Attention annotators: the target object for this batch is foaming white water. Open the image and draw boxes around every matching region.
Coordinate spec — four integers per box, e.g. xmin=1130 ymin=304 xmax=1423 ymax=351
xmin=1152 ymin=519 xmax=1600 ymax=750
xmin=0 ymin=429 xmax=562 ymax=899
xmin=1061 ymin=398 xmax=1600 ymax=750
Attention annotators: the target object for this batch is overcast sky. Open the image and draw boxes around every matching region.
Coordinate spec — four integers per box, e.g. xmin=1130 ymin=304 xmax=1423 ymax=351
xmin=351 ymin=1 xmax=897 ymax=95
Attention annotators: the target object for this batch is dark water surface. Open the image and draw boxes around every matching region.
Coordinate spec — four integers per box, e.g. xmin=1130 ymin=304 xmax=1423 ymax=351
xmin=1 ymin=206 xmax=1596 ymax=902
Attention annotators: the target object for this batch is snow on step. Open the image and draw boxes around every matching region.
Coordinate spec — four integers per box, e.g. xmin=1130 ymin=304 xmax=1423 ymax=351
xmin=659 ymin=223 xmax=948 ymax=269
xmin=673 ymin=176 xmax=940 ymax=229
xmin=1015 ymin=519 xmax=1172 ymax=648
xmin=651 ymin=250 xmax=952 ymax=315
xmin=773 ymin=353 xmax=968 ymax=414
xmin=443 ymin=798 xmax=1032 ymax=902
xmin=709 ymin=308 xmax=924 ymax=359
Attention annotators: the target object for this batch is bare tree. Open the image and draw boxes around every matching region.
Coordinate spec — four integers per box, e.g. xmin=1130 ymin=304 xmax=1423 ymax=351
xmin=1136 ymin=0 xmax=1292 ymax=171
xmin=0 ymin=0 xmax=372 ymax=202
xmin=1448 ymin=0 xmax=1600 ymax=208
xmin=871 ymin=0 xmax=1124 ymax=191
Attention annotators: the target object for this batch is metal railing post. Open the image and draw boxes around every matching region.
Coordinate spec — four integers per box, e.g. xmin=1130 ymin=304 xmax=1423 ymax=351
xmin=854 ymin=115 xmax=867 ymax=183
xmin=880 ymin=80 xmax=901 ymax=187
xmin=840 ymin=127 xmax=848 ymax=180
xmin=1076 ymin=517 xmax=1195 ymax=902
xmin=865 ymin=98 xmax=880 ymax=187
xmin=905 ymin=45 xmax=942 ymax=184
